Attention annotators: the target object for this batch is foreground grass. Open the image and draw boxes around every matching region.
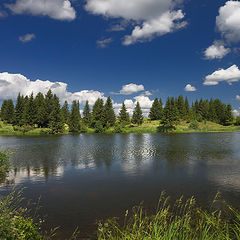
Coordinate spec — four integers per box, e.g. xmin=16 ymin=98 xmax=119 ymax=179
xmin=98 ymin=192 xmax=240 ymax=240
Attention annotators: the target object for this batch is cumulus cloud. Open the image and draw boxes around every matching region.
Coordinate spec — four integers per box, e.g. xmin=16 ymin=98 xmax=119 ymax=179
xmin=236 ymin=95 xmax=240 ymax=100
xmin=184 ymin=84 xmax=196 ymax=92
xmin=96 ymin=37 xmax=112 ymax=48
xmin=19 ymin=33 xmax=36 ymax=43
xmin=119 ymin=83 xmax=145 ymax=95
xmin=85 ymin=0 xmax=186 ymax=45
xmin=233 ymin=109 xmax=240 ymax=117
xmin=6 ymin=0 xmax=76 ymax=21
xmin=204 ymin=41 xmax=230 ymax=59
xmin=204 ymin=65 xmax=240 ymax=86
xmin=0 ymin=72 xmax=106 ymax=105
xmin=216 ymin=1 xmax=240 ymax=42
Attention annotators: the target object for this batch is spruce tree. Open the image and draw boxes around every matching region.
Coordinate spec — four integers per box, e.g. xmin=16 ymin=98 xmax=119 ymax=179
xmin=119 ymin=102 xmax=130 ymax=126
xmin=61 ymin=101 xmax=70 ymax=124
xmin=132 ymin=102 xmax=143 ymax=125
xmin=224 ymin=104 xmax=234 ymax=126
xmin=177 ymin=95 xmax=186 ymax=120
xmin=185 ymin=97 xmax=190 ymax=121
xmin=45 ymin=90 xmax=54 ymax=126
xmin=83 ymin=101 xmax=91 ymax=126
xmin=208 ymin=99 xmax=217 ymax=122
xmin=149 ymin=98 xmax=160 ymax=120
xmin=15 ymin=93 xmax=25 ymax=126
xmin=104 ymin=97 xmax=116 ymax=128
xmin=1 ymin=100 xmax=15 ymax=123
xmin=34 ymin=92 xmax=46 ymax=127
xmin=91 ymin=98 xmax=105 ymax=128
xmin=69 ymin=100 xmax=81 ymax=132
xmin=22 ymin=93 xmax=36 ymax=126
xmin=49 ymin=95 xmax=64 ymax=133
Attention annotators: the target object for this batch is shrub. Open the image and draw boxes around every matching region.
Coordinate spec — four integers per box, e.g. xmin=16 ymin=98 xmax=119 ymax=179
xmin=189 ymin=120 xmax=199 ymax=130
xmin=0 ymin=148 xmax=10 ymax=180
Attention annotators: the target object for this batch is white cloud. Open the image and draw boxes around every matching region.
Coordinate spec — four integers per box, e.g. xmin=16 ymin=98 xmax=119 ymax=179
xmin=216 ymin=1 xmax=240 ymax=43
xmin=204 ymin=65 xmax=240 ymax=86
xmin=134 ymin=95 xmax=153 ymax=109
xmin=123 ymin=10 xmax=186 ymax=45
xmin=119 ymin=83 xmax=145 ymax=95
xmin=236 ymin=95 xmax=240 ymax=100
xmin=85 ymin=0 xmax=186 ymax=45
xmin=184 ymin=84 xmax=196 ymax=92
xmin=6 ymin=0 xmax=76 ymax=21
xmin=204 ymin=41 xmax=230 ymax=59
xmin=0 ymin=72 xmax=106 ymax=105
xmin=96 ymin=37 xmax=112 ymax=48
xmin=19 ymin=33 xmax=36 ymax=43
xmin=233 ymin=109 xmax=240 ymax=117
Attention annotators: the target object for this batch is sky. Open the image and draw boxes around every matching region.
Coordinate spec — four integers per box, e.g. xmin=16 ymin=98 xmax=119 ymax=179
xmin=0 ymin=0 xmax=240 ymax=116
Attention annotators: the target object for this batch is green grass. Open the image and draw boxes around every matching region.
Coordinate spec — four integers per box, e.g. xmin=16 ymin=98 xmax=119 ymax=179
xmin=97 ymin=192 xmax=240 ymax=240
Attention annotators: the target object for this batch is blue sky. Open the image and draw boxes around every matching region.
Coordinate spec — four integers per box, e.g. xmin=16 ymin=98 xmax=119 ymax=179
xmin=0 ymin=0 xmax=240 ymax=115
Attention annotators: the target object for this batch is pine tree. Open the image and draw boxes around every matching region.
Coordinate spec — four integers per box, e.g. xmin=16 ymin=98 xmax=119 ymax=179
xmin=177 ymin=95 xmax=186 ymax=120
xmin=119 ymin=102 xmax=130 ymax=126
xmin=49 ymin=95 xmax=64 ymax=133
xmin=82 ymin=101 xmax=91 ymax=126
xmin=69 ymin=100 xmax=81 ymax=132
xmin=132 ymin=102 xmax=143 ymax=125
xmin=45 ymin=90 xmax=54 ymax=126
xmin=91 ymin=98 xmax=105 ymax=128
xmin=223 ymin=104 xmax=234 ymax=126
xmin=104 ymin=97 xmax=116 ymax=128
xmin=34 ymin=92 xmax=46 ymax=127
xmin=61 ymin=101 xmax=70 ymax=124
xmin=185 ymin=97 xmax=190 ymax=121
xmin=15 ymin=93 xmax=25 ymax=126
xmin=1 ymin=100 xmax=15 ymax=123
xmin=149 ymin=98 xmax=160 ymax=120
xmin=22 ymin=93 xmax=36 ymax=125
xmin=208 ymin=99 xmax=217 ymax=122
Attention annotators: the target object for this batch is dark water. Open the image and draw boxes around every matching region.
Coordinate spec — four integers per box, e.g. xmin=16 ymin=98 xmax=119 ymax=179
xmin=1 ymin=133 xmax=240 ymax=239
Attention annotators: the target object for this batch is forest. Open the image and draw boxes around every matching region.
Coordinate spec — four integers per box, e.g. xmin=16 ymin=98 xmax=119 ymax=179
xmin=0 ymin=90 xmax=238 ymax=134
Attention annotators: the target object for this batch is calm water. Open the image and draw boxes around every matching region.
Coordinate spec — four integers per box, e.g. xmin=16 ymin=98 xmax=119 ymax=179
xmin=1 ymin=133 xmax=240 ymax=239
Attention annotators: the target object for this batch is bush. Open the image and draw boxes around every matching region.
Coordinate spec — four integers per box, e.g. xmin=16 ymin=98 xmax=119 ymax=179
xmin=189 ymin=120 xmax=199 ymax=130
xmin=235 ymin=116 xmax=240 ymax=126
xmin=114 ymin=124 xmax=124 ymax=133
xmin=0 ymin=149 xmax=10 ymax=180
xmin=95 ymin=122 xmax=105 ymax=133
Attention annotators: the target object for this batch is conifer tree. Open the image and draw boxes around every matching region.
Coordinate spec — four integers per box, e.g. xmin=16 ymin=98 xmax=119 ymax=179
xmin=15 ymin=93 xmax=25 ymax=126
xmin=119 ymin=102 xmax=130 ymax=125
xmin=61 ymin=101 xmax=70 ymax=124
xmin=132 ymin=102 xmax=143 ymax=125
xmin=104 ymin=97 xmax=116 ymax=128
xmin=185 ymin=97 xmax=190 ymax=120
xmin=208 ymin=99 xmax=217 ymax=122
xmin=1 ymin=100 xmax=15 ymax=123
xmin=224 ymin=104 xmax=234 ymax=126
xmin=22 ymin=93 xmax=36 ymax=126
xmin=91 ymin=98 xmax=105 ymax=128
xmin=177 ymin=95 xmax=186 ymax=120
xmin=45 ymin=90 xmax=54 ymax=126
xmin=69 ymin=100 xmax=81 ymax=132
xmin=49 ymin=95 xmax=64 ymax=133
xmin=34 ymin=92 xmax=46 ymax=127
xmin=82 ymin=101 xmax=91 ymax=126
xmin=149 ymin=98 xmax=160 ymax=120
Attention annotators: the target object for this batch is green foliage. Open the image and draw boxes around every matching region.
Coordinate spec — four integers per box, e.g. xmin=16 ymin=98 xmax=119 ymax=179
xmin=132 ymin=102 xmax=143 ymax=125
xmin=95 ymin=121 xmax=105 ymax=133
xmin=61 ymin=101 xmax=70 ymax=124
xmin=91 ymin=98 xmax=105 ymax=128
xmin=1 ymin=99 xmax=15 ymax=124
xmin=69 ymin=100 xmax=81 ymax=133
xmin=149 ymin=98 xmax=163 ymax=120
xmin=34 ymin=92 xmax=46 ymax=127
xmin=0 ymin=148 xmax=10 ymax=181
xmin=119 ymin=103 xmax=130 ymax=126
xmin=235 ymin=116 xmax=240 ymax=126
xmin=104 ymin=97 xmax=116 ymax=128
xmin=189 ymin=120 xmax=199 ymax=130
xmin=98 ymin=192 xmax=240 ymax=240
xmin=83 ymin=100 xmax=91 ymax=126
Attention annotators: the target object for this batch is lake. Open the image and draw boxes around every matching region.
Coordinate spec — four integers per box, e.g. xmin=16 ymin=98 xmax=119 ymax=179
xmin=0 ymin=132 xmax=240 ymax=239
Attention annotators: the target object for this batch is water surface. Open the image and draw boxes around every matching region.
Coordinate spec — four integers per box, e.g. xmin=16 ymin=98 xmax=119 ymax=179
xmin=1 ymin=133 xmax=240 ymax=239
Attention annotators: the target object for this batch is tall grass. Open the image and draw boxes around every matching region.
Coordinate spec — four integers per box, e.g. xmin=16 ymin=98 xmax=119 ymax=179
xmin=97 ymin=192 xmax=240 ymax=240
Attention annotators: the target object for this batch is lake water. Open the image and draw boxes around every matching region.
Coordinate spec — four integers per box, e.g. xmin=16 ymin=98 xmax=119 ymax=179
xmin=1 ymin=132 xmax=240 ymax=239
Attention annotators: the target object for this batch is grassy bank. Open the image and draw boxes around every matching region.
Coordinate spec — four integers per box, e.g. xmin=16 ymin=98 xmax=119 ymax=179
xmin=98 ymin=192 xmax=240 ymax=240
xmin=0 ymin=120 xmax=240 ymax=136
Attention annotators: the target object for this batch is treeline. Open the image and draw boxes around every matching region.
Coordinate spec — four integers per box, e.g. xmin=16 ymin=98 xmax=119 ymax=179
xmin=149 ymin=96 xmax=234 ymax=127
xmin=0 ymin=91 xmax=236 ymax=134
xmin=0 ymin=90 xmax=139 ymax=133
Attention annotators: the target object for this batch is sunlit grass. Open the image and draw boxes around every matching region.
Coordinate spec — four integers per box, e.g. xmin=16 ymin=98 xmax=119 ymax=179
xmin=97 ymin=192 xmax=240 ymax=240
